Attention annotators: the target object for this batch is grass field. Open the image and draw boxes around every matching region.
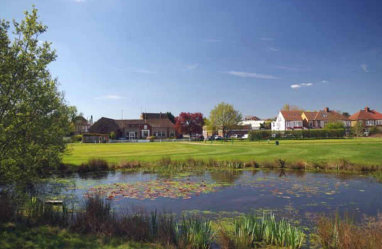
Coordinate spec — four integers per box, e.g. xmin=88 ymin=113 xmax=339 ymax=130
xmin=63 ymin=138 xmax=382 ymax=166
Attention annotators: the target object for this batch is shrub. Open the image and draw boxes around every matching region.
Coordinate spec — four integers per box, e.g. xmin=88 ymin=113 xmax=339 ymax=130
xmin=110 ymin=131 xmax=116 ymax=139
xmin=71 ymin=135 xmax=83 ymax=143
xmin=248 ymin=129 xmax=345 ymax=141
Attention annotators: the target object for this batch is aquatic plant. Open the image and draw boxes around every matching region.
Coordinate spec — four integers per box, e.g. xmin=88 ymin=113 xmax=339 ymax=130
xmin=232 ymin=213 xmax=305 ymax=249
xmin=177 ymin=217 xmax=214 ymax=249
xmin=86 ymin=180 xmax=220 ymax=201
xmin=317 ymin=214 xmax=382 ymax=249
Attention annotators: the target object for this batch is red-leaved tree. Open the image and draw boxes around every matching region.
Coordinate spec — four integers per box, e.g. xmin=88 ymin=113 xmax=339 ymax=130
xmin=175 ymin=112 xmax=204 ymax=137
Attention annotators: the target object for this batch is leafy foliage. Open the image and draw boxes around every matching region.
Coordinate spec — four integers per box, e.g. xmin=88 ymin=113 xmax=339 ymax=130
xmin=175 ymin=112 xmax=204 ymax=136
xmin=209 ymin=102 xmax=242 ymax=137
xmin=0 ymin=8 xmax=74 ymax=182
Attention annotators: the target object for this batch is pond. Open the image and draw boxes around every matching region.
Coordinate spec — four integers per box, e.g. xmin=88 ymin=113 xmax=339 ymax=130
xmin=39 ymin=169 xmax=382 ymax=230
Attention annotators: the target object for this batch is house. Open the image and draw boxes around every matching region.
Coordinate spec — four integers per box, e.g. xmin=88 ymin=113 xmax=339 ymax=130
xmin=349 ymin=107 xmax=382 ymax=128
xmin=218 ymin=124 xmax=252 ymax=137
xmin=87 ymin=112 xmax=176 ymax=141
xmin=271 ymin=111 xmax=303 ymax=131
xmin=240 ymin=116 xmax=265 ymax=130
xmin=302 ymin=108 xmax=350 ymax=129
xmin=73 ymin=116 xmax=93 ymax=134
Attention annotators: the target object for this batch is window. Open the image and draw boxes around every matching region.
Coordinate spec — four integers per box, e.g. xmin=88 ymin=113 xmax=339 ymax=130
xmin=366 ymin=120 xmax=375 ymax=126
xmin=376 ymin=120 xmax=382 ymax=126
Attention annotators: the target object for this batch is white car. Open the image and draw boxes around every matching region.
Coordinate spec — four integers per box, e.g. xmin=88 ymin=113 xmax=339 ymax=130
xmin=242 ymin=134 xmax=249 ymax=139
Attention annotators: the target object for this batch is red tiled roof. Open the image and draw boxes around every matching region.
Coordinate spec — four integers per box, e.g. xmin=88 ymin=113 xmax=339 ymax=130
xmin=349 ymin=107 xmax=382 ymax=120
xmin=303 ymin=112 xmax=318 ymax=120
xmin=280 ymin=111 xmax=303 ymax=121
xmin=314 ymin=109 xmax=349 ymax=121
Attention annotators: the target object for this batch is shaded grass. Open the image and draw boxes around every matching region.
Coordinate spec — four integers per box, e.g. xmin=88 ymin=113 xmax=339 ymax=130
xmin=0 ymin=224 xmax=162 ymax=249
xmin=63 ymin=138 xmax=382 ymax=166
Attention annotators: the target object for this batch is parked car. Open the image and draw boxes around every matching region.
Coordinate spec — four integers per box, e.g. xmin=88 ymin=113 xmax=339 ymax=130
xmin=230 ymin=134 xmax=241 ymax=139
xmin=214 ymin=135 xmax=223 ymax=140
xmin=242 ymin=134 xmax=249 ymax=139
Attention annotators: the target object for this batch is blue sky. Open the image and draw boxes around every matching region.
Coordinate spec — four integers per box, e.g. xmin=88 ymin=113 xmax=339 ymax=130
xmin=2 ymin=0 xmax=382 ymax=120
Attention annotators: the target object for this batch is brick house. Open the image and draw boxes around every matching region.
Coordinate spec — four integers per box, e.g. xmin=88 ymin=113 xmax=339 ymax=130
xmin=349 ymin=107 xmax=382 ymax=128
xmin=88 ymin=112 xmax=176 ymax=140
xmin=302 ymin=107 xmax=350 ymax=129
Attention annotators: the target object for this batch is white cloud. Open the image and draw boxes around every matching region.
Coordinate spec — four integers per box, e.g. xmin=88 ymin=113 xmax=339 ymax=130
xmin=321 ymin=80 xmax=329 ymax=84
xmin=290 ymin=83 xmax=313 ymax=89
xmin=74 ymin=0 xmax=86 ymax=2
xmin=227 ymin=71 xmax=279 ymax=80
xmin=360 ymin=64 xmax=369 ymax=72
xmin=95 ymin=95 xmax=124 ymax=100
xmin=185 ymin=64 xmax=199 ymax=70
xmin=268 ymin=47 xmax=279 ymax=52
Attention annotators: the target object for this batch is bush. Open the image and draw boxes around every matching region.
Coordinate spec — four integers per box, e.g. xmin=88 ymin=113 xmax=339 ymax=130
xmin=248 ymin=129 xmax=345 ymax=141
xmin=110 ymin=131 xmax=116 ymax=139
xmin=147 ymin=136 xmax=156 ymax=142
xmin=71 ymin=135 xmax=83 ymax=143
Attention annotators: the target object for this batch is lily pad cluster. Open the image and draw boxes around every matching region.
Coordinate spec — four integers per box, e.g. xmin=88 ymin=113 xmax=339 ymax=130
xmin=85 ymin=180 xmax=220 ymax=201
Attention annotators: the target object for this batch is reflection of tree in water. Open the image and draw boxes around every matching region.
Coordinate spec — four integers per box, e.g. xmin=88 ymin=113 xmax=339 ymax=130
xmin=209 ymin=170 xmax=244 ymax=185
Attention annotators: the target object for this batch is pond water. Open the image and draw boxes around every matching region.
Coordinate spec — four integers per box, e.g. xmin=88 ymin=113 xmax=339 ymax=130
xmin=41 ymin=169 xmax=382 ymax=228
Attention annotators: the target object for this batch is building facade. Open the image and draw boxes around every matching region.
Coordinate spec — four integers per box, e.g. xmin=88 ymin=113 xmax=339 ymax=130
xmin=271 ymin=111 xmax=304 ymax=131
xmin=349 ymin=107 xmax=382 ymax=128
xmin=87 ymin=112 xmax=175 ymax=141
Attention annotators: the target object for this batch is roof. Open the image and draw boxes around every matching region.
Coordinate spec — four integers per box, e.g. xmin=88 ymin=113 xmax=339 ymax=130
xmin=114 ymin=119 xmax=146 ymax=127
xmin=349 ymin=107 xmax=382 ymax=121
xmin=314 ymin=109 xmax=349 ymax=121
xmin=244 ymin=116 xmax=261 ymax=121
xmin=146 ymin=118 xmax=175 ymax=128
xmin=141 ymin=112 xmax=169 ymax=120
xmin=280 ymin=111 xmax=303 ymax=121
xmin=303 ymin=112 xmax=318 ymax=120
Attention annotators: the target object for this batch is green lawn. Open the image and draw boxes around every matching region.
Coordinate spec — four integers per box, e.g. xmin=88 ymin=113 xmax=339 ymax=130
xmin=63 ymin=138 xmax=382 ymax=166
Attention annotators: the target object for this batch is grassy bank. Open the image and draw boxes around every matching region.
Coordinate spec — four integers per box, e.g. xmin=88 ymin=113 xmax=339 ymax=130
xmin=63 ymin=138 xmax=382 ymax=167
xmin=0 ymin=195 xmax=305 ymax=249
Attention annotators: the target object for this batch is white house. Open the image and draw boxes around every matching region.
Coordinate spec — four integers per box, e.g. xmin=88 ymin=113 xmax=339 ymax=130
xmin=240 ymin=120 xmax=265 ymax=130
xmin=271 ymin=111 xmax=304 ymax=131
xmin=240 ymin=116 xmax=265 ymax=130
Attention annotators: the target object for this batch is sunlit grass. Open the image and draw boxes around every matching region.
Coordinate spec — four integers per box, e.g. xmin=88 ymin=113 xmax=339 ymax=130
xmin=63 ymin=138 xmax=382 ymax=166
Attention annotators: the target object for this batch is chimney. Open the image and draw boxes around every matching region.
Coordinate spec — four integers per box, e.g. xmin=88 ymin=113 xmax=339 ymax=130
xmin=365 ymin=107 xmax=370 ymax=112
xmin=324 ymin=107 xmax=330 ymax=112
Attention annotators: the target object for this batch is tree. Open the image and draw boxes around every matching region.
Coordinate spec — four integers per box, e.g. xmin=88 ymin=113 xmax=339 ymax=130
xmin=166 ymin=112 xmax=175 ymax=124
xmin=175 ymin=112 xmax=204 ymax=137
xmin=352 ymin=121 xmax=364 ymax=137
xmin=282 ymin=104 xmax=303 ymax=111
xmin=0 ymin=7 xmax=74 ymax=182
xmin=209 ymin=102 xmax=242 ymax=137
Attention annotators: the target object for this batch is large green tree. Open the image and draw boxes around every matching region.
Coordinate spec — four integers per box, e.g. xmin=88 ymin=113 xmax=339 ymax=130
xmin=0 ymin=8 xmax=74 ymax=182
xmin=209 ymin=102 xmax=242 ymax=137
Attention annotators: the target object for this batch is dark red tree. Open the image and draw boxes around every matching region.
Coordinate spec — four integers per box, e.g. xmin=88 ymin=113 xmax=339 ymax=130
xmin=175 ymin=112 xmax=204 ymax=137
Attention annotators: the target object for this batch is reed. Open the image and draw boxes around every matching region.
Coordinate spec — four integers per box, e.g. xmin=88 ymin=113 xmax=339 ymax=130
xmin=231 ymin=213 xmax=305 ymax=249
xmin=317 ymin=214 xmax=382 ymax=249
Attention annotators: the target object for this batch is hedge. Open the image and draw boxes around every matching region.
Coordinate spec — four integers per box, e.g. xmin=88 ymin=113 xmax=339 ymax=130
xmin=248 ymin=129 xmax=346 ymax=141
